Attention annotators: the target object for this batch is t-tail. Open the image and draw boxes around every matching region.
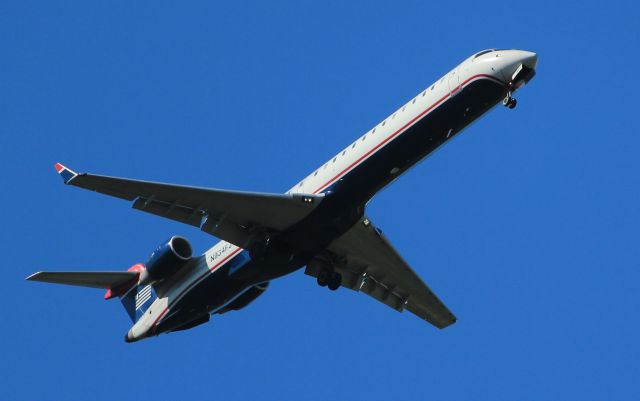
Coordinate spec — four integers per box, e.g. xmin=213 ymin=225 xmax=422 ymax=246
xmin=27 ymin=233 xmax=195 ymax=341
xmin=26 ymin=262 xmax=157 ymax=324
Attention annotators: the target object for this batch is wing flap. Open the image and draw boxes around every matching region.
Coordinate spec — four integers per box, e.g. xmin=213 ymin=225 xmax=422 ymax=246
xmin=357 ymin=273 xmax=406 ymax=312
xmin=320 ymin=217 xmax=456 ymax=329
xmin=132 ymin=197 xmax=203 ymax=227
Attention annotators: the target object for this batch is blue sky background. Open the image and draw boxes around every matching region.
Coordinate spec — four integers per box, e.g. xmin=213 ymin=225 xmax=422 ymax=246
xmin=2 ymin=1 xmax=639 ymax=400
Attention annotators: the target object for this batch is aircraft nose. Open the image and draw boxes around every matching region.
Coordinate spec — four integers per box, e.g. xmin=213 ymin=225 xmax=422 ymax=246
xmin=519 ymin=51 xmax=538 ymax=69
xmin=499 ymin=50 xmax=538 ymax=86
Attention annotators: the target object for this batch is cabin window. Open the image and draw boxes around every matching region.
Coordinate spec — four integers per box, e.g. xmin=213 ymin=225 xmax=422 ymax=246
xmin=431 ymin=85 xmax=434 ymax=91
xmin=382 ymin=121 xmax=386 ymax=126
xmin=314 ymin=171 xmax=318 ymax=176
xmin=332 ymin=157 xmax=336 ymax=163
xmin=352 ymin=143 xmax=356 ymax=149
xmin=402 ymin=106 xmax=406 ymax=111
xmin=372 ymin=128 xmax=376 ymax=134
xmin=362 ymin=135 xmax=366 ymax=141
xmin=342 ymin=150 xmax=346 ymax=156
xmin=412 ymin=99 xmax=416 ymax=104
xmin=422 ymin=90 xmax=426 ymax=97
xmin=392 ymin=113 xmax=397 ymax=119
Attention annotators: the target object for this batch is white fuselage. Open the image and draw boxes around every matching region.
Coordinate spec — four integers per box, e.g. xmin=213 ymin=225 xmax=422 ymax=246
xmin=286 ymin=49 xmax=536 ymax=196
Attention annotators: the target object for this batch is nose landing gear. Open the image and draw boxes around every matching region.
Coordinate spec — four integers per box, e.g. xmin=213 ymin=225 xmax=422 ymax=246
xmin=503 ymin=93 xmax=517 ymax=109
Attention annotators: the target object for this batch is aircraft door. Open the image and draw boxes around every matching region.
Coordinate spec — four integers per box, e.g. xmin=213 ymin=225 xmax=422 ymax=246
xmin=448 ymin=68 xmax=460 ymax=97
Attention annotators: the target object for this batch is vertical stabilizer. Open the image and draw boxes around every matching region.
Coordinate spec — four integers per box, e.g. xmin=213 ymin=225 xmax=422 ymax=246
xmin=120 ymin=283 xmax=157 ymax=323
xmin=118 ymin=264 xmax=157 ymax=323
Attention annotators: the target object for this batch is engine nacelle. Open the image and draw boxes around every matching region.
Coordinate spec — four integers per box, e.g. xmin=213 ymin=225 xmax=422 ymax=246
xmin=139 ymin=236 xmax=193 ymax=284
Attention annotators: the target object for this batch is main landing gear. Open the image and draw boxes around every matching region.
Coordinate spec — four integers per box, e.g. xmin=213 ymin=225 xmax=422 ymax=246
xmin=503 ymin=93 xmax=517 ymax=109
xmin=317 ymin=269 xmax=342 ymax=291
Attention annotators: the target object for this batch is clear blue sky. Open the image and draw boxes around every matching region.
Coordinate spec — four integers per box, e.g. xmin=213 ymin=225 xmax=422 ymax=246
xmin=2 ymin=1 xmax=638 ymax=400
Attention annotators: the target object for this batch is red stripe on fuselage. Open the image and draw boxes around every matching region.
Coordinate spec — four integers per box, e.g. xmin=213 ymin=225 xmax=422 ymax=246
xmin=312 ymin=74 xmax=505 ymax=194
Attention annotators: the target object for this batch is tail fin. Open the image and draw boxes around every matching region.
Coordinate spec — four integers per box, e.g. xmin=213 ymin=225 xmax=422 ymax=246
xmin=119 ymin=283 xmax=158 ymax=323
xmin=27 ymin=263 xmax=156 ymax=323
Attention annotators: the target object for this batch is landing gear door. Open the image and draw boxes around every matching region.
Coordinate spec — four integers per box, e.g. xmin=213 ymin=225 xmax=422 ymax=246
xmin=448 ymin=69 xmax=460 ymax=97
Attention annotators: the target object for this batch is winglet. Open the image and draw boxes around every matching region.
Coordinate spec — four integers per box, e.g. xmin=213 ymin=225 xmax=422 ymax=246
xmin=54 ymin=162 xmax=78 ymax=184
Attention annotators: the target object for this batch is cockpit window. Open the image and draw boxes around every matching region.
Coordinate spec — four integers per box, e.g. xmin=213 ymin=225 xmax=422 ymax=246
xmin=473 ymin=49 xmax=496 ymax=59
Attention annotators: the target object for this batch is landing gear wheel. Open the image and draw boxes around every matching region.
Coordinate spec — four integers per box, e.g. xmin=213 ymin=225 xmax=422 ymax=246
xmin=503 ymin=93 xmax=517 ymax=109
xmin=317 ymin=270 xmax=330 ymax=287
xmin=327 ymin=272 xmax=342 ymax=291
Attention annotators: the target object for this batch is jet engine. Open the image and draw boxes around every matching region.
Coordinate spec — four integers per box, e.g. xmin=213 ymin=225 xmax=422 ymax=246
xmin=139 ymin=236 xmax=193 ymax=284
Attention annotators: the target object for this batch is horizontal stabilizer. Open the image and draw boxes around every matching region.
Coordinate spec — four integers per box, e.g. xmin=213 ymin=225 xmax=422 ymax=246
xmin=26 ymin=271 xmax=138 ymax=290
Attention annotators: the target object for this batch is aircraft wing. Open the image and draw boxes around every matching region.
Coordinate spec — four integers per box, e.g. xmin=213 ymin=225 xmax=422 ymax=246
xmin=53 ymin=163 xmax=323 ymax=248
xmin=306 ymin=217 xmax=456 ymax=329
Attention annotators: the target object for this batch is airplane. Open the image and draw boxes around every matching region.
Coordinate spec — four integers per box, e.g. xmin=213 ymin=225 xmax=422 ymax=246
xmin=27 ymin=49 xmax=537 ymax=342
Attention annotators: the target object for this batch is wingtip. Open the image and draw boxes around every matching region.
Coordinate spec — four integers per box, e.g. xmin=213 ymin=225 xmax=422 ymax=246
xmin=53 ymin=162 xmax=78 ymax=184
xmin=26 ymin=272 xmax=43 ymax=281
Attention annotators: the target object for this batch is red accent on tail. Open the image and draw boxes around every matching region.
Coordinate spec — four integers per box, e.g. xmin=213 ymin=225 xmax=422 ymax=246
xmin=54 ymin=163 xmax=64 ymax=173
xmin=103 ymin=264 xmax=145 ymax=300
xmin=127 ymin=263 xmax=146 ymax=273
